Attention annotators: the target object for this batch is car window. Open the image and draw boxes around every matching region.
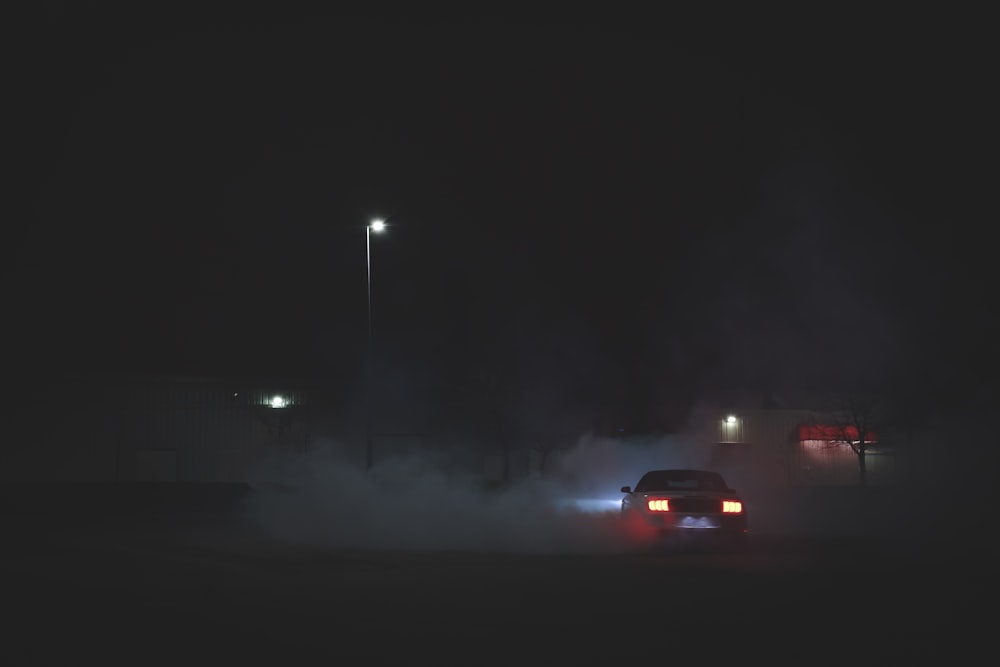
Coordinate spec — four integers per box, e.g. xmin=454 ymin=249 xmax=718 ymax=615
xmin=634 ymin=470 xmax=728 ymax=492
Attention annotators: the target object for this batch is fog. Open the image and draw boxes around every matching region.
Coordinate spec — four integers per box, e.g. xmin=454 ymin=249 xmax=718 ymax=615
xmin=240 ymin=405 xmax=997 ymax=555
xmin=242 ymin=433 xmax=716 ymax=554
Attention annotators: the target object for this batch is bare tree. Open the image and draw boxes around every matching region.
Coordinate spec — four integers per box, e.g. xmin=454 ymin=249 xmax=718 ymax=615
xmin=475 ymin=369 xmax=514 ymax=485
xmin=825 ymin=392 xmax=884 ymax=486
xmin=530 ymin=436 xmax=559 ymax=477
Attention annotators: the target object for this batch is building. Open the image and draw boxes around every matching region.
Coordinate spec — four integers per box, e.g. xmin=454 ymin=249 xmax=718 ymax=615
xmin=0 ymin=376 xmax=903 ymax=488
xmin=1 ymin=373 xmax=321 ymax=483
xmin=691 ymin=391 xmax=900 ymax=488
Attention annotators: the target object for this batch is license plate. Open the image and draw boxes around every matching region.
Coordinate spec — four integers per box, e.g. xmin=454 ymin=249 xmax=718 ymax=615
xmin=679 ymin=516 xmax=719 ymax=529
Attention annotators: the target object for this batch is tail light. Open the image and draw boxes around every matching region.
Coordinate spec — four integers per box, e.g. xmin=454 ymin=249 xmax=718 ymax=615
xmin=722 ymin=500 xmax=743 ymax=513
xmin=647 ymin=499 xmax=670 ymax=512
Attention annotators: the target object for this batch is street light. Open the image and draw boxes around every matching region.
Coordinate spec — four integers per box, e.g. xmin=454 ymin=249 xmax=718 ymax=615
xmin=365 ymin=218 xmax=386 ymax=470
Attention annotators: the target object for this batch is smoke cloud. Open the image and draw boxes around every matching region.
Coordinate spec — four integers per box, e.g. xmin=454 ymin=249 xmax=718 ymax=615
xmin=239 ymin=407 xmax=989 ymax=554
xmin=241 ymin=433 xmax=712 ymax=554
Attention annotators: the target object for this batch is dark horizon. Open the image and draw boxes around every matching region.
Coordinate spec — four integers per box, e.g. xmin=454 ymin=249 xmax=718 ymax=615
xmin=7 ymin=6 xmax=994 ymax=428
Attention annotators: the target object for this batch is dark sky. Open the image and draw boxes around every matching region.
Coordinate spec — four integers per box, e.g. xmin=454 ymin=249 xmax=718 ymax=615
xmin=7 ymin=5 xmax=994 ymax=424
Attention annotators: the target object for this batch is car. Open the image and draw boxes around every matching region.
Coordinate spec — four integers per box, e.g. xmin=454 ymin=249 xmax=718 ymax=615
xmin=619 ymin=469 xmax=748 ymax=549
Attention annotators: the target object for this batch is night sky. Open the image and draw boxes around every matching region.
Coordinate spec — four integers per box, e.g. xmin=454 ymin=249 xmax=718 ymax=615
xmin=7 ymin=6 xmax=994 ymax=426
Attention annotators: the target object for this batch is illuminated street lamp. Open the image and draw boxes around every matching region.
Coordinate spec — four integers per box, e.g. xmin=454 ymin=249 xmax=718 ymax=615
xmin=365 ymin=218 xmax=387 ymax=470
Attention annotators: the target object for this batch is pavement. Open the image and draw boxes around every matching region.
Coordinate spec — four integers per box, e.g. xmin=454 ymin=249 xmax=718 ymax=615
xmin=2 ymin=481 xmax=996 ymax=664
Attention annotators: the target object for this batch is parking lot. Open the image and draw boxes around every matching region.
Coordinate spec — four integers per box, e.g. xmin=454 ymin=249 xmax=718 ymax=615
xmin=4 ymin=504 xmax=994 ymax=665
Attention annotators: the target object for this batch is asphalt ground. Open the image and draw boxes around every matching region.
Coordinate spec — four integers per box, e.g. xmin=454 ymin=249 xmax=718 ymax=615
xmin=3 ymin=503 xmax=995 ymax=666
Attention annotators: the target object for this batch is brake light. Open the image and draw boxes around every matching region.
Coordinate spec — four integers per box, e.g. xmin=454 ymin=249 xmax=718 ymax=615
xmin=722 ymin=500 xmax=743 ymax=513
xmin=647 ymin=499 xmax=670 ymax=512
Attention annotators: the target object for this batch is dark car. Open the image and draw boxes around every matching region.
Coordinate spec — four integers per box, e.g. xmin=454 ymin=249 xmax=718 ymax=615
xmin=620 ymin=469 xmax=748 ymax=549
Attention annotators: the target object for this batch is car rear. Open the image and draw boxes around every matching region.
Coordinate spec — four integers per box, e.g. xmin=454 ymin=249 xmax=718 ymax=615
xmin=626 ymin=490 xmax=749 ymax=548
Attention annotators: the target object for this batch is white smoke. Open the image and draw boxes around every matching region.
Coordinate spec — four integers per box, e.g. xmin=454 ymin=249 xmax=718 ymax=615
xmin=238 ymin=416 xmax=977 ymax=553
xmin=241 ymin=432 xmax=710 ymax=553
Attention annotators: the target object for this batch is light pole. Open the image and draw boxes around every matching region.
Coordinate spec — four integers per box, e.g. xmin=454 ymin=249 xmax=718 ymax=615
xmin=365 ymin=218 xmax=386 ymax=470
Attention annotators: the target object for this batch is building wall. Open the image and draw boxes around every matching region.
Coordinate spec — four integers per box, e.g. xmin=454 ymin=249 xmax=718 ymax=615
xmin=788 ymin=440 xmax=898 ymax=486
xmin=1 ymin=376 xmax=314 ymax=483
xmin=703 ymin=408 xmax=898 ymax=487
xmin=1 ymin=378 xmax=905 ymax=487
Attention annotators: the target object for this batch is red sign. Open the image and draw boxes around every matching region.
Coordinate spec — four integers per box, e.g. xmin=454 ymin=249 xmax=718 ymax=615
xmin=798 ymin=424 xmax=878 ymax=442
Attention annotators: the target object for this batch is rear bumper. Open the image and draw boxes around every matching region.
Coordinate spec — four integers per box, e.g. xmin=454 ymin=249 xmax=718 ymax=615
xmin=643 ymin=512 xmax=748 ymax=534
xmin=621 ymin=508 xmax=749 ymax=548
